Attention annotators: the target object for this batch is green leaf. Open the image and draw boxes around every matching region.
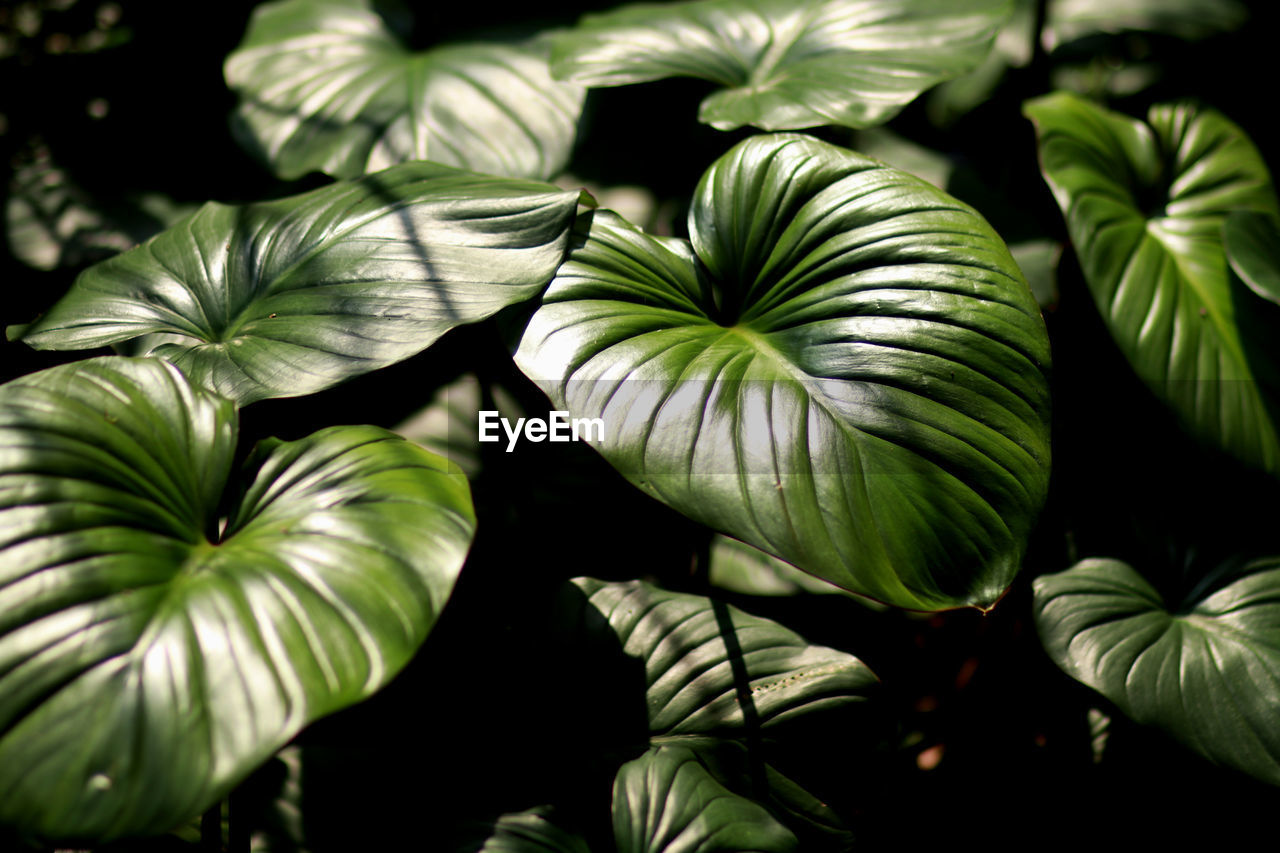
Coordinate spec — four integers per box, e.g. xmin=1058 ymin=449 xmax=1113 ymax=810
xmin=517 ymin=134 xmax=1051 ymax=611
xmin=1034 ymin=557 xmax=1280 ymax=786
xmin=0 ymin=357 xmax=475 ymax=841
xmin=612 ymin=745 xmax=797 ymax=853
xmin=708 ymin=535 xmax=851 ymax=597
xmin=1045 ymin=0 xmax=1248 ymax=50
xmin=17 ymin=162 xmax=585 ymax=405
xmin=225 ymin=0 xmax=584 ymax=181
xmin=1026 ymin=93 xmax=1280 ymax=472
xmin=550 ymin=0 xmax=1011 ymax=132
xmin=466 ymin=807 xmax=589 ymax=853
xmin=564 ymin=577 xmax=877 ymax=736
xmin=1225 ymin=211 xmax=1280 ymax=306
xmin=6 ymin=151 xmax=195 ymax=272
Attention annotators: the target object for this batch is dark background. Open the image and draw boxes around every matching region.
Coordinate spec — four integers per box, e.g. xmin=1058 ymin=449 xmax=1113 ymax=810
xmin=3 ymin=0 xmax=1279 ymax=848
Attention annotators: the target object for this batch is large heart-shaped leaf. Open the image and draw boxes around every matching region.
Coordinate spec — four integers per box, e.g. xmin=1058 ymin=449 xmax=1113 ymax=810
xmin=612 ymin=745 xmax=797 ymax=853
xmin=563 ymin=577 xmax=877 ymax=735
xmin=16 ymin=161 xmax=585 ymax=405
xmin=517 ymin=134 xmax=1051 ymax=611
xmin=1026 ymin=93 xmax=1280 ymax=472
xmin=0 ymin=357 xmax=475 ymax=841
xmin=1034 ymin=557 xmax=1280 ymax=786
xmin=550 ymin=0 xmax=1010 ymax=132
xmin=225 ymin=0 xmax=584 ymax=181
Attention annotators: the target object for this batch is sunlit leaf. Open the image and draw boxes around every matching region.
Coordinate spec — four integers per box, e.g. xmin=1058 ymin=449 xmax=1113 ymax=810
xmin=17 ymin=162 xmax=585 ymax=405
xmin=551 ymin=0 xmax=1011 ymax=132
xmin=563 ymin=577 xmax=877 ymax=735
xmin=517 ymin=134 xmax=1051 ymax=610
xmin=1026 ymin=92 xmax=1280 ymax=472
xmin=1035 ymin=556 xmax=1280 ymax=786
xmin=225 ymin=0 xmax=584 ymax=180
xmin=0 ymin=357 xmax=475 ymax=841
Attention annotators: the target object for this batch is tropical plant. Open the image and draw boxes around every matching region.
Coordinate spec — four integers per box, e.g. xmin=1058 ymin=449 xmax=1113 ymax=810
xmin=2 ymin=0 xmax=1278 ymax=850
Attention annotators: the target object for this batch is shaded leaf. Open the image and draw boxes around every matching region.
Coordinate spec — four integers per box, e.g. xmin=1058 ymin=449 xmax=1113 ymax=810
xmin=612 ymin=745 xmax=797 ymax=853
xmin=708 ymin=535 xmax=850 ymax=597
xmin=1034 ymin=557 xmax=1280 ymax=786
xmin=6 ymin=150 xmax=194 ymax=271
xmin=466 ymin=807 xmax=589 ymax=853
xmin=1026 ymin=93 xmax=1280 ymax=472
xmin=0 ymin=357 xmax=475 ymax=841
xmin=517 ymin=134 xmax=1051 ymax=611
xmin=225 ymin=0 xmax=584 ymax=181
xmin=1045 ymin=0 xmax=1248 ymax=51
xmin=1225 ymin=210 xmax=1280 ymax=306
xmin=392 ymin=374 xmax=525 ymax=479
xmin=564 ymin=577 xmax=877 ymax=736
xmin=550 ymin=0 xmax=1011 ymax=132
xmin=17 ymin=162 xmax=584 ymax=405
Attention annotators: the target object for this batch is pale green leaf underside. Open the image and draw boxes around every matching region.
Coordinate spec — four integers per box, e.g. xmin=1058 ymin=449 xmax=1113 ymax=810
xmin=0 ymin=357 xmax=476 ymax=841
xmin=613 ymin=745 xmax=797 ymax=853
xmin=1034 ymin=557 xmax=1280 ymax=786
xmin=567 ymin=577 xmax=877 ymax=735
xmin=225 ymin=0 xmax=584 ymax=180
xmin=1026 ymin=92 xmax=1280 ymax=473
xmin=18 ymin=161 xmax=582 ymax=405
xmin=518 ymin=134 xmax=1051 ymax=611
xmin=550 ymin=0 xmax=1011 ymax=131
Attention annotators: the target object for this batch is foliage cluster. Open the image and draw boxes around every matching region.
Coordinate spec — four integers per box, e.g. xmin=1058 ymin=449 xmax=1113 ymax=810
xmin=3 ymin=0 xmax=1280 ymax=850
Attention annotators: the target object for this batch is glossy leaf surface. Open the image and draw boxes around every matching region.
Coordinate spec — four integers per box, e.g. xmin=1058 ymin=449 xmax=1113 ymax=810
xmin=565 ymin=577 xmax=877 ymax=735
xmin=612 ymin=745 xmax=797 ymax=853
xmin=226 ymin=0 xmax=583 ymax=180
xmin=1026 ymin=93 xmax=1280 ymax=472
xmin=18 ymin=162 xmax=584 ymax=405
xmin=550 ymin=0 xmax=1010 ymax=131
xmin=1225 ymin=211 xmax=1280 ymax=306
xmin=1034 ymin=557 xmax=1280 ymax=786
xmin=518 ymin=134 xmax=1051 ymax=610
xmin=0 ymin=357 xmax=475 ymax=840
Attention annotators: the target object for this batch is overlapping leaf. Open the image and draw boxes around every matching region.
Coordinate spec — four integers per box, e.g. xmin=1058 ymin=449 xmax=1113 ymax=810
xmin=550 ymin=0 xmax=1011 ymax=131
xmin=517 ymin=134 xmax=1051 ymax=611
xmin=225 ymin=0 xmax=584 ymax=180
xmin=468 ymin=807 xmax=589 ymax=853
xmin=563 ymin=577 xmax=876 ymax=735
xmin=1026 ymin=93 xmax=1280 ymax=473
xmin=709 ymin=535 xmax=850 ymax=597
xmin=0 ymin=357 xmax=475 ymax=841
xmin=1225 ymin=211 xmax=1280 ymax=306
xmin=16 ymin=161 xmax=585 ymax=405
xmin=1034 ymin=557 xmax=1280 ymax=786
xmin=612 ymin=746 xmax=797 ymax=853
